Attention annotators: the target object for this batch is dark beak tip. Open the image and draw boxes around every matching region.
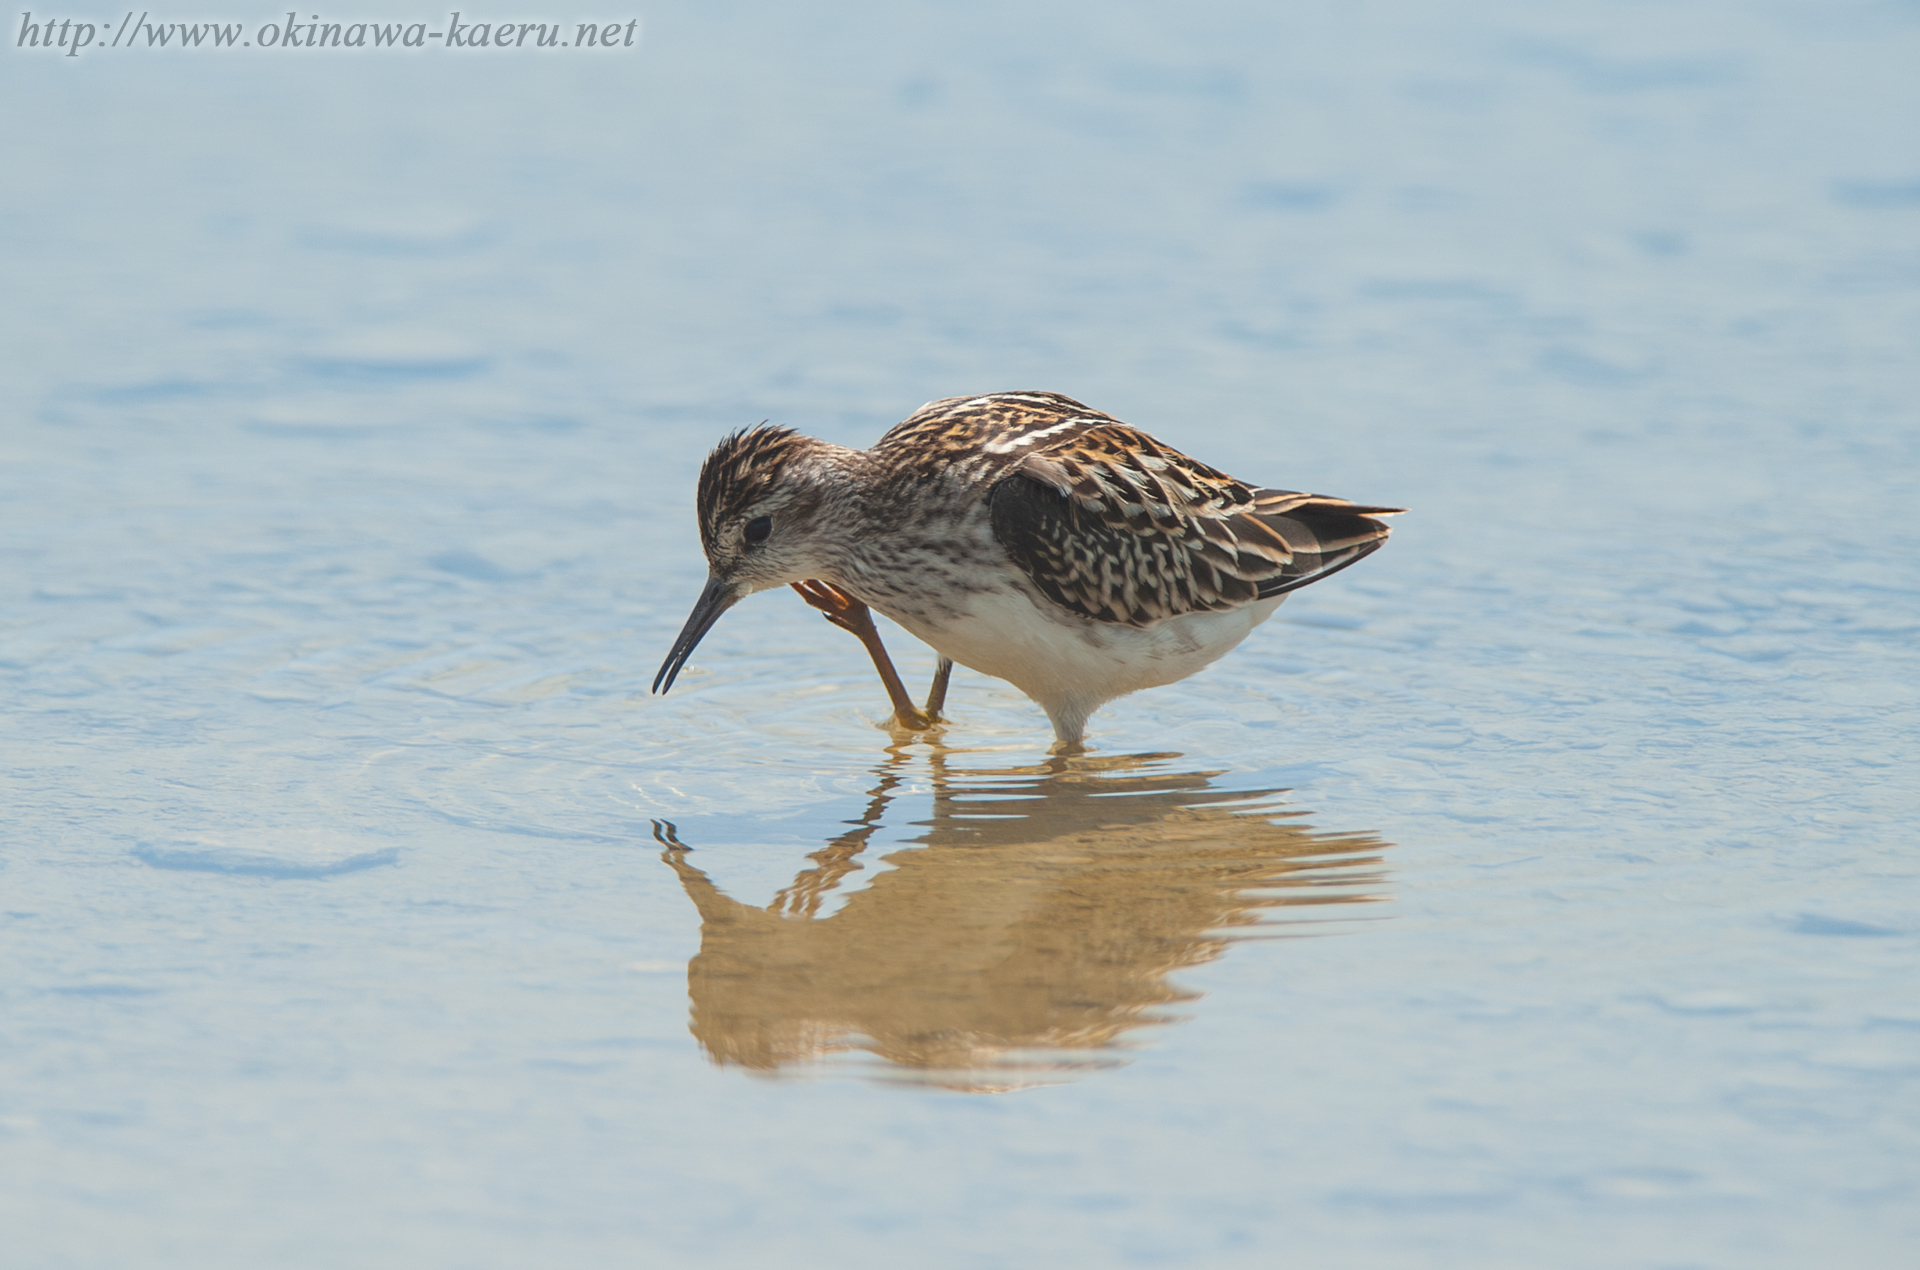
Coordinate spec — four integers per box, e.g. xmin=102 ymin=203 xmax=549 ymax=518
xmin=653 ymin=574 xmax=740 ymax=697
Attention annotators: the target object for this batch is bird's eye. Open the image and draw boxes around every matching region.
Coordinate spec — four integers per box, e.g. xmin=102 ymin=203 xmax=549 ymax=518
xmin=744 ymin=515 xmax=773 ymax=545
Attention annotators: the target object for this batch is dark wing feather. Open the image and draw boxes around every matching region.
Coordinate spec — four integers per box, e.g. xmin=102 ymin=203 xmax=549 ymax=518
xmin=988 ymin=424 xmax=1401 ymax=626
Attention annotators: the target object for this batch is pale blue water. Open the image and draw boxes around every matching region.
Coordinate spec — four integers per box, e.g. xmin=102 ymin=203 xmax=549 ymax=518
xmin=3 ymin=0 xmax=1918 ymax=1265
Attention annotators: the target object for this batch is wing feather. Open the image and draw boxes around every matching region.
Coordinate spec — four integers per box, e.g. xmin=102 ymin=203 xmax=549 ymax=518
xmin=989 ymin=423 xmax=1401 ymax=625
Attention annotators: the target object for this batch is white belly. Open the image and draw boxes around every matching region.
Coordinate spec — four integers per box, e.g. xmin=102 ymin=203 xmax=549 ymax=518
xmin=882 ymin=588 xmax=1283 ymax=745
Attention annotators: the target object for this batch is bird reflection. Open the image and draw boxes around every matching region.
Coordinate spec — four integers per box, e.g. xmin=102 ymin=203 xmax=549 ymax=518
xmin=655 ymin=750 xmax=1390 ymax=1091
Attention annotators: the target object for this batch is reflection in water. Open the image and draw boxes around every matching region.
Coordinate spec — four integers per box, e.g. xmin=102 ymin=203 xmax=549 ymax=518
xmin=656 ymin=751 xmax=1391 ymax=1090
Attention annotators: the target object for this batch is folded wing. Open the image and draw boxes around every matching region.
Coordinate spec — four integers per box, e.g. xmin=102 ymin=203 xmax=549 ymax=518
xmin=988 ymin=424 xmax=1401 ymax=626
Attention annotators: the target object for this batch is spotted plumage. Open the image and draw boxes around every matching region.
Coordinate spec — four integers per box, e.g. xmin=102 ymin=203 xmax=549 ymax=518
xmin=655 ymin=391 xmax=1403 ymax=747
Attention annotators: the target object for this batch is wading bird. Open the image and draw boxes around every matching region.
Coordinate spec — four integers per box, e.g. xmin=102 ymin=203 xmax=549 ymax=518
xmin=653 ymin=392 xmax=1400 ymax=747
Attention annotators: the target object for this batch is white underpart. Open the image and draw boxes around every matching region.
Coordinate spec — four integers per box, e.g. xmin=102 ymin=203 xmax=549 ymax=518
xmin=883 ymin=588 xmax=1285 ymax=746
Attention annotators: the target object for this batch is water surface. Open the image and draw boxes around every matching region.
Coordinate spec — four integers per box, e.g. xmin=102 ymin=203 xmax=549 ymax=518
xmin=3 ymin=0 xmax=1917 ymax=1266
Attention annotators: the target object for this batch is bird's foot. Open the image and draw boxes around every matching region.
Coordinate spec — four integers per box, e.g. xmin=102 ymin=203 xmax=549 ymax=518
xmin=791 ymin=579 xmax=873 ymax=638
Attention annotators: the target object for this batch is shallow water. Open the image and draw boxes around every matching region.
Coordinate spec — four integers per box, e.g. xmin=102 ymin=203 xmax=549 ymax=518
xmin=3 ymin=0 xmax=1918 ymax=1265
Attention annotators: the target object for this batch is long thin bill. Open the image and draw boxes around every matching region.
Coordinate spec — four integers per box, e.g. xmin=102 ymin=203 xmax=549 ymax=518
xmin=652 ymin=574 xmax=741 ymax=694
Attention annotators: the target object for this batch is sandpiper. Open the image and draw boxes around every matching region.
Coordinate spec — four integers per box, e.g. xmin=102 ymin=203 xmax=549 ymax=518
xmin=653 ymin=391 xmax=1402 ymax=747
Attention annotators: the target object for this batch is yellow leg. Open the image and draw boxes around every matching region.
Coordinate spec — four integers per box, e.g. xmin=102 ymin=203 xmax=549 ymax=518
xmin=791 ymin=581 xmax=934 ymax=730
xmin=925 ymin=656 xmax=953 ymax=721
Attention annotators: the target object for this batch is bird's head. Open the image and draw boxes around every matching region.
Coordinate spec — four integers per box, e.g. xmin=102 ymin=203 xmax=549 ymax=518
xmin=653 ymin=425 xmax=856 ymax=694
